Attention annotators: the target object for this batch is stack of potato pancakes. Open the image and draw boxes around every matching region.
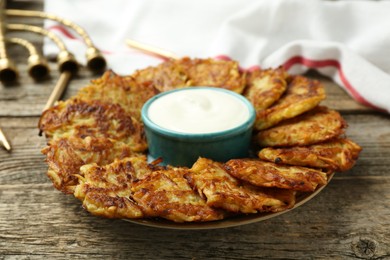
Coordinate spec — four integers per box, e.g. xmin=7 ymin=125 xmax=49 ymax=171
xmin=39 ymin=57 xmax=361 ymax=223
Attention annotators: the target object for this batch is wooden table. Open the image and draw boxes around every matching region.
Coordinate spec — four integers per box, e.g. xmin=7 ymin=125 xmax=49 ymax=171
xmin=1 ymin=1 xmax=390 ymax=259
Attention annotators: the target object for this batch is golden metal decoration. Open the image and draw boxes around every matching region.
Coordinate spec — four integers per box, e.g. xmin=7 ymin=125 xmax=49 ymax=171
xmin=7 ymin=37 xmax=49 ymax=80
xmin=0 ymin=126 xmax=11 ymax=151
xmin=0 ymin=6 xmax=106 ymax=149
xmin=5 ymin=23 xmax=78 ymax=112
xmin=6 ymin=9 xmax=106 ymax=73
xmin=0 ymin=1 xmax=18 ymax=83
xmin=42 ymin=71 xmax=72 ymax=112
xmin=6 ymin=23 xmax=79 ymax=74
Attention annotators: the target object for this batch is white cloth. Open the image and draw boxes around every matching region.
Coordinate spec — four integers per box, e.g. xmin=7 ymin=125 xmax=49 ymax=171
xmin=44 ymin=0 xmax=390 ymax=112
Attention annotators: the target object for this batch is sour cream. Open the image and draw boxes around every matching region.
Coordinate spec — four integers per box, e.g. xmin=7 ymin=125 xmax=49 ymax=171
xmin=147 ymin=88 xmax=251 ymax=134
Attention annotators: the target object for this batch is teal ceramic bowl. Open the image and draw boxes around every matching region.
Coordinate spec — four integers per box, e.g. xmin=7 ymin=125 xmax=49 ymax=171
xmin=141 ymin=87 xmax=256 ymax=167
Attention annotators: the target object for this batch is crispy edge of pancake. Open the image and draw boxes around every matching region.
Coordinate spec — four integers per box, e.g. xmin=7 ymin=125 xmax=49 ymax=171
xmin=185 ymin=157 xmax=296 ymax=214
xmin=131 ymin=167 xmax=225 ymax=222
xmin=254 ymin=75 xmax=326 ymax=130
xmin=76 ymin=70 xmax=159 ymax=120
xmin=256 ymin=106 xmax=347 ymax=147
xmin=180 ymin=57 xmax=247 ymax=94
xmin=131 ymin=57 xmax=246 ymax=93
xmin=258 ymin=138 xmax=362 ymax=172
xmin=131 ymin=58 xmax=189 ymax=92
xmin=74 ymin=156 xmax=154 ymax=219
xmin=224 ymin=159 xmax=328 ymax=192
xmin=41 ymin=136 xmax=138 ymax=194
xmin=38 ymin=98 xmax=147 ymax=152
xmin=244 ymin=67 xmax=288 ymax=111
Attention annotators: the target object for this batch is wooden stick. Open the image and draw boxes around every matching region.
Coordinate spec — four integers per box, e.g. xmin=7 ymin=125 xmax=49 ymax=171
xmin=126 ymin=39 xmax=180 ymax=60
xmin=0 ymin=126 xmax=11 ymax=151
xmin=42 ymin=71 xmax=72 ymax=111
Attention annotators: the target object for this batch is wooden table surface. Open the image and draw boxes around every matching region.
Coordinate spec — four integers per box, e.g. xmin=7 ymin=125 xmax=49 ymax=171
xmin=1 ymin=1 xmax=390 ymax=259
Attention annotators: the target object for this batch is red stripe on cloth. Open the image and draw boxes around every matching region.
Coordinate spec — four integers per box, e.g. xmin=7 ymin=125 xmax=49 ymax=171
xmin=282 ymin=56 xmax=383 ymax=111
xmin=47 ymin=25 xmax=79 ymax=40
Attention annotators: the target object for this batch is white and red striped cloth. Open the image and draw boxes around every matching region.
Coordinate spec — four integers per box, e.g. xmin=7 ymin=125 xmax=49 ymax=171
xmin=43 ymin=0 xmax=390 ymax=113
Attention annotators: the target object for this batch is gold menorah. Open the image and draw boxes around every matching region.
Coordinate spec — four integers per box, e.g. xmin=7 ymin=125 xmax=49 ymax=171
xmin=0 ymin=3 xmax=107 ymax=151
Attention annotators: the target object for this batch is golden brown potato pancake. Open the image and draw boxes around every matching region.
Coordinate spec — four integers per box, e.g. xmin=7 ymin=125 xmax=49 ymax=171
xmin=132 ymin=167 xmax=225 ymax=222
xmin=258 ymin=138 xmax=362 ymax=172
xmin=76 ymin=70 xmax=159 ymax=120
xmin=244 ymin=67 xmax=288 ymax=111
xmin=74 ymin=156 xmax=154 ymax=219
xmin=39 ymin=98 xmax=147 ymax=152
xmin=185 ymin=158 xmax=295 ymax=214
xmin=132 ymin=57 xmax=246 ymax=93
xmin=179 ymin=57 xmax=246 ymax=93
xmin=256 ymin=106 xmax=347 ymax=147
xmin=37 ymin=58 xmax=362 ymax=223
xmin=75 ymin=156 xmax=223 ymax=222
xmin=225 ymin=159 xmax=327 ymax=192
xmin=132 ymin=58 xmax=189 ymax=92
xmin=255 ymin=75 xmax=326 ymax=130
xmin=42 ymin=136 xmax=138 ymax=194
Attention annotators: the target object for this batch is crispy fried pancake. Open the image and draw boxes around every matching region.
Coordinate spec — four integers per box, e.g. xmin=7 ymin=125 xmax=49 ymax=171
xmin=74 ymin=156 xmax=154 ymax=219
xmin=132 ymin=58 xmax=189 ymax=92
xmin=244 ymin=67 xmax=288 ymax=111
xmin=76 ymin=70 xmax=159 ymax=120
xmin=255 ymin=75 xmax=326 ymax=130
xmin=257 ymin=106 xmax=347 ymax=147
xmin=38 ymin=58 xmax=362 ymax=223
xmin=42 ymin=136 xmax=138 ymax=194
xmin=132 ymin=167 xmax=225 ymax=222
xmin=132 ymin=57 xmax=246 ymax=93
xmin=185 ymin=158 xmax=295 ymax=214
xmin=39 ymin=98 xmax=147 ymax=152
xmin=258 ymin=138 xmax=362 ymax=172
xmin=225 ymin=159 xmax=327 ymax=192
xmin=179 ymin=58 xmax=246 ymax=93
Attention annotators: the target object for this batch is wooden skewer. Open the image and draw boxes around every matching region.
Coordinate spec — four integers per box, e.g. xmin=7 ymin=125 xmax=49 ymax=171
xmin=0 ymin=126 xmax=11 ymax=151
xmin=126 ymin=39 xmax=180 ymax=60
xmin=42 ymin=71 xmax=72 ymax=111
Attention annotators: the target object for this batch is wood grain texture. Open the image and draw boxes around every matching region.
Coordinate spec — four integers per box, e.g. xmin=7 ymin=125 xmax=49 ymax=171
xmin=1 ymin=1 xmax=390 ymax=259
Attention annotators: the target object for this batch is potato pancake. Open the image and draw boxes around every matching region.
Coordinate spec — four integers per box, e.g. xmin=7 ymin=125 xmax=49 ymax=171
xmin=255 ymin=75 xmax=326 ymax=130
xmin=39 ymin=98 xmax=147 ymax=152
xmin=244 ymin=67 xmax=288 ymax=111
xmin=185 ymin=158 xmax=295 ymax=214
xmin=132 ymin=57 xmax=246 ymax=93
xmin=225 ymin=159 xmax=327 ymax=192
xmin=132 ymin=58 xmax=189 ymax=92
xmin=37 ymin=57 xmax=362 ymax=224
xmin=258 ymin=138 xmax=362 ymax=172
xmin=256 ymin=106 xmax=347 ymax=147
xmin=42 ymin=136 xmax=138 ymax=194
xmin=74 ymin=156 xmax=154 ymax=219
xmin=132 ymin=167 xmax=225 ymax=222
xmin=76 ymin=70 xmax=159 ymax=120
xmin=179 ymin=57 xmax=246 ymax=93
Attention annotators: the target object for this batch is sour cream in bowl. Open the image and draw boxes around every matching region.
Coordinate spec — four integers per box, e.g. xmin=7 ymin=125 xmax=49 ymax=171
xmin=141 ymin=87 xmax=256 ymax=167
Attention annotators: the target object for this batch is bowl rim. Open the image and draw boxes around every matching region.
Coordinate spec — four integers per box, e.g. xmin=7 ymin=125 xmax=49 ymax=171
xmin=141 ymin=87 xmax=256 ymax=141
